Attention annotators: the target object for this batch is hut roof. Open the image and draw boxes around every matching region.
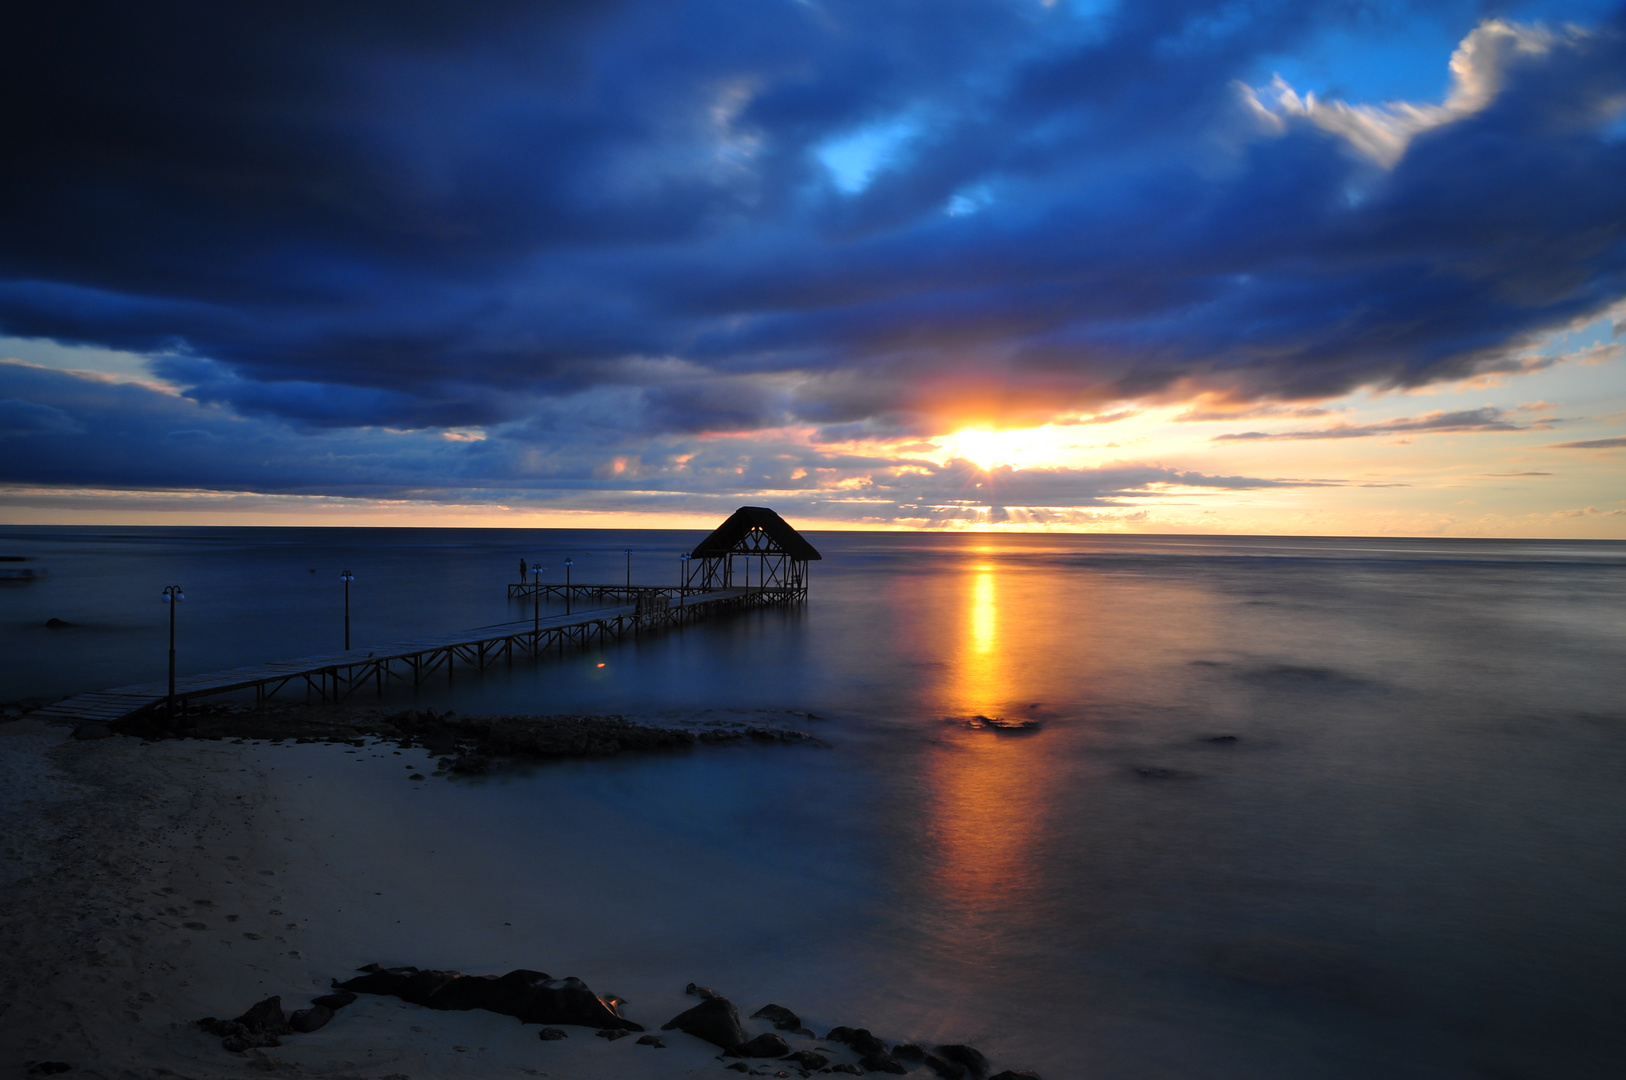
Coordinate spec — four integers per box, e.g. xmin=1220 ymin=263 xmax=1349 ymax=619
xmin=690 ymin=506 xmax=822 ymax=561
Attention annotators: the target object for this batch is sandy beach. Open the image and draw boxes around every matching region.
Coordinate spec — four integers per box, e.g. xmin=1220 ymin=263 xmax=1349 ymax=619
xmin=0 ymin=715 xmax=976 ymax=1080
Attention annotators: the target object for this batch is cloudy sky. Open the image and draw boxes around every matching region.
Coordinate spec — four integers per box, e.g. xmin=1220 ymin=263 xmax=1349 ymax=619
xmin=2 ymin=0 xmax=1623 ymax=534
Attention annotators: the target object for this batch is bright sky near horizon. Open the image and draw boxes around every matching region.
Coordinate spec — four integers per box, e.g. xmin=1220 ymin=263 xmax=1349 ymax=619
xmin=1 ymin=1 xmax=1623 ymax=536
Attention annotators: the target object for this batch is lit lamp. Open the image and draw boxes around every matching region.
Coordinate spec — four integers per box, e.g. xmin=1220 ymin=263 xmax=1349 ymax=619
xmin=679 ymin=553 xmax=690 ymax=608
xmin=160 ymin=584 xmax=184 ymax=716
xmin=340 ymin=570 xmax=355 ymax=650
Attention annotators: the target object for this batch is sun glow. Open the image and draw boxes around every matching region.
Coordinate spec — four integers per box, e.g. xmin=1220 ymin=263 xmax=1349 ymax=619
xmin=933 ymin=419 xmax=1136 ymax=471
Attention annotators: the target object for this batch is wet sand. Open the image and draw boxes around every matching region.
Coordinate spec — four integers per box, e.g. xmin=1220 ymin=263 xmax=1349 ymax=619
xmin=0 ymin=714 xmax=910 ymax=1079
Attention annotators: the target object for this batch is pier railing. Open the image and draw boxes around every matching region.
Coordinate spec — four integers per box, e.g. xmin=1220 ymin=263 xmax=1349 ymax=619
xmin=31 ymin=582 xmax=797 ymax=726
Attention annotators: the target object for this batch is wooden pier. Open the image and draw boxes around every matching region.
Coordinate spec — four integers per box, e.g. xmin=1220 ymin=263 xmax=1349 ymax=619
xmin=30 ymin=505 xmax=824 ymax=728
xmin=31 ymin=587 xmax=764 ymax=726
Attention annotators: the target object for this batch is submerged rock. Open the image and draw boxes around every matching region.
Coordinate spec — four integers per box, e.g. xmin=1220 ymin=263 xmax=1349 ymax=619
xmin=538 ymin=1028 xmax=568 ymax=1040
xmin=968 ymin=715 xmax=1041 ymax=733
xmin=1133 ymin=765 xmax=1196 ymax=780
xmin=636 ymin=1034 xmax=666 ymax=1047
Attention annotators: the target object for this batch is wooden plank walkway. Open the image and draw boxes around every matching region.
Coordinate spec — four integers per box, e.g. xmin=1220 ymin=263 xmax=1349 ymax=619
xmin=32 ymin=586 xmax=770 ymax=726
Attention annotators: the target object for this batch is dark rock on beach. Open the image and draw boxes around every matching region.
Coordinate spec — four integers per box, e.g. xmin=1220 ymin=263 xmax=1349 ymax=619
xmin=596 ymin=1027 xmax=631 ymax=1040
xmin=310 ymin=991 xmax=357 ymax=1011
xmin=198 ymin=995 xmax=291 ymax=1052
xmin=892 ymin=1043 xmax=926 ymax=1061
xmin=936 ymin=1044 xmax=989 ymax=1079
xmin=288 ymin=1004 xmax=333 ymax=1033
xmin=334 ymin=964 xmax=641 ymax=1030
xmin=662 ymin=993 xmax=746 ymax=1049
xmin=923 ymin=1053 xmax=967 ymax=1079
xmin=636 ymin=1034 xmax=666 ymax=1047
xmin=685 ymin=981 xmax=719 ymax=998
xmin=538 ymin=1027 xmax=568 ymax=1040
xmin=737 ymin=1032 xmax=790 ymax=1057
xmin=828 ymin=1065 xmax=863 ymax=1075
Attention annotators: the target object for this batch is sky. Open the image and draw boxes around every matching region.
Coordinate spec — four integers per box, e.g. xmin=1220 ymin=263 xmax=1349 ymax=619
xmin=1 ymin=0 xmax=1623 ymax=535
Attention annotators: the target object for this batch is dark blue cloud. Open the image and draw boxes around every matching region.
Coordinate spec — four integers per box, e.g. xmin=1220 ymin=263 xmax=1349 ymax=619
xmin=0 ymin=0 xmax=1622 ymax=475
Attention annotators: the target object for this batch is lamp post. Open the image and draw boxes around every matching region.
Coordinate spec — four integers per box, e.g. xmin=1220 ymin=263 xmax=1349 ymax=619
xmin=679 ymin=554 xmax=690 ymax=608
xmin=624 ymin=549 xmax=632 ymax=590
xmin=340 ymin=570 xmax=354 ymax=650
xmin=564 ymin=558 xmax=573 ymax=614
xmin=532 ymin=563 xmax=544 ymax=638
xmin=161 ymin=585 xmax=184 ymax=716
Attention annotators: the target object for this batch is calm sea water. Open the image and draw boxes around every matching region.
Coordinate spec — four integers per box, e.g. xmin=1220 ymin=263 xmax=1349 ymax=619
xmin=3 ymin=526 xmax=1625 ymax=1078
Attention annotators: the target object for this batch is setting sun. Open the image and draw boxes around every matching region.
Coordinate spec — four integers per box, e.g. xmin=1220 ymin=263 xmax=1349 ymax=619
xmin=937 ymin=425 xmax=1085 ymax=471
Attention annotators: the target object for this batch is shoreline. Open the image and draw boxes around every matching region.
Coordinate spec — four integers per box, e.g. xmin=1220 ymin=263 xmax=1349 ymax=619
xmin=0 ymin=713 xmax=1038 ymax=1080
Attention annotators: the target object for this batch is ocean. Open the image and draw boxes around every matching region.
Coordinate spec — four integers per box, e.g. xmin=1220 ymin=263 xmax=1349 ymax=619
xmin=3 ymin=526 xmax=1625 ymax=1078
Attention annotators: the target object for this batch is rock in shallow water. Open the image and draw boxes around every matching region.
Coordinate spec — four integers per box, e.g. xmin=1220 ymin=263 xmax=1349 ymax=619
xmin=936 ymin=1043 xmax=989 ymax=1079
xmin=661 ymin=994 xmax=746 ymax=1049
xmin=860 ymin=1050 xmax=909 ymax=1074
xmin=751 ymin=1002 xmax=805 ymax=1031
xmin=736 ymin=1032 xmax=790 ymax=1057
xmin=782 ymin=1050 xmax=829 ymax=1069
xmin=825 ymin=1026 xmax=888 ymax=1056
xmin=538 ymin=1028 xmax=568 ymax=1041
